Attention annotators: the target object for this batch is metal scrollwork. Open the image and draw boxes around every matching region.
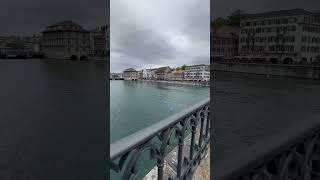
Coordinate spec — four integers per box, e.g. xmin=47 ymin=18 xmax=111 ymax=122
xmin=110 ymin=98 xmax=210 ymax=180
xmin=216 ymin=123 xmax=320 ymax=180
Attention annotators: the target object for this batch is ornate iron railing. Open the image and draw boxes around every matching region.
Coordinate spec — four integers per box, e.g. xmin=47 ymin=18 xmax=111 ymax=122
xmin=214 ymin=117 xmax=320 ymax=180
xmin=110 ymin=98 xmax=210 ymax=180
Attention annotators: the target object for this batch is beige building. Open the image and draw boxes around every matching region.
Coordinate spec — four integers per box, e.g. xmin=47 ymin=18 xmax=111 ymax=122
xmin=211 ymin=26 xmax=239 ymax=61
xmin=42 ymin=21 xmax=90 ymax=60
xmin=123 ymin=68 xmax=138 ymax=80
xmin=169 ymin=70 xmax=185 ymax=81
xmin=155 ymin=66 xmax=172 ymax=80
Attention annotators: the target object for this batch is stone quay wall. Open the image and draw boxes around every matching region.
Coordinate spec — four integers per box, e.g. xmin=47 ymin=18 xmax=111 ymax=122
xmin=212 ymin=62 xmax=320 ymax=80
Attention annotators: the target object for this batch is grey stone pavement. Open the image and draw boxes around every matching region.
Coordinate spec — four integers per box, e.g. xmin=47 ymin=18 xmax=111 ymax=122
xmin=143 ymin=127 xmax=210 ymax=180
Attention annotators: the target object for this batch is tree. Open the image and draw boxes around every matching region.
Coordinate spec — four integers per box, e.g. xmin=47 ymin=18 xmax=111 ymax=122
xmin=227 ymin=10 xmax=245 ymax=27
xmin=181 ymin=65 xmax=186 ymax=70
xmin=6 ymin=40 xmax=25 ymax=49
xmin=211 ymin=17 xmax=228 ymax=32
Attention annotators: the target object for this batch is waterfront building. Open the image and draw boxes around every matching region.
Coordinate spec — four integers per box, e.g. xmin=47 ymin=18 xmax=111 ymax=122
xmin=138 ymin=70 xmax=143 ymax=79
xmin=184 ymin=64 xmax=210 ymax=81
xmin=89 ymin=25 xmax=108 ymax=58
xmin=123 ymin=68 xmax=138 ymax=80
xmin=211 ymin=25 xmax=239 ymax=61
xmin=42 ymin=21 xmax=90 ymax=60
xmin=169 ymin=70 xmax=185 ymax=81
xmin=239 ymin=9 xmax=320 ymax=64
xmin=110 ymin=73 xmax=123 ymax=79
xmin=0 ymin=35 xmax=42 ymax=57
xmin=155 ymin=66 xmax=172 ymax=80
xmin=142 ymin=69 xmax=152 ymax=80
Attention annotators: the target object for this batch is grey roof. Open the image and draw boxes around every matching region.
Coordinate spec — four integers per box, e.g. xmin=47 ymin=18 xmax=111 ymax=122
xmin=43 ymin=21 xmax=88 ymax=33
xmin=123 ymin=68 xmax=137 ymax=72
xmin=242 ymin=9 xmax=314 ymax=19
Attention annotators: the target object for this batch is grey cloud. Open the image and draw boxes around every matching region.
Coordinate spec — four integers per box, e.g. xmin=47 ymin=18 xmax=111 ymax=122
xmin=113 ymin=28 xmax=178 ymax=62
xmin=0 ymin=0 xmax=108 ymax=35
xmin=111 ymin=0 xmax=210 ymax=72
xmin=211 ymin=0 xmax=320 ymax=19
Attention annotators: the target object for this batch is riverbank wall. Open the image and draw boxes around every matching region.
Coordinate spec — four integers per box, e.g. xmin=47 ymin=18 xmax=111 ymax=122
xmin=212 ymin=62 xmax=320 ymax=80
xmin=140 ymin=79 xmax=210 ymax=87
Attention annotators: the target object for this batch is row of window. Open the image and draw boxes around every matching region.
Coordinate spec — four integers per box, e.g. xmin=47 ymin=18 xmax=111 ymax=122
xmin=44 ymin=33 xmax=88 ymax=38
xmin=43 ymin=39 xmax=87 ymax=45
xmin=241 ymin=17 xmax=297 ymax=27
xmin=304 ymin=17 xmax=320 ymax=24
xmin=269 ymin=45 xmax=294 ymax=52
xmin=241 ymin=26 xmax=297 ymax=34
xmin=212 ymin=47 xmax=238 ymax=53
xmin=301 ymin=46 xmax=320 ymax=53
xmin=66 ymin=47 xmax=87 ymax=52
xmin=212 ymin=39 xmax=238 ymax=45
xmin=303 ymin=26 xmax=320 ymax=33
xmin=240 ymin=45 xmax=295 ymax=52
xmin=301 ymin=36 xmax=320 ymax=43
xmin=240 ymin=36 xmax=296 ymax=43
xmin=241 ymin=45 xmax=265 ymax=52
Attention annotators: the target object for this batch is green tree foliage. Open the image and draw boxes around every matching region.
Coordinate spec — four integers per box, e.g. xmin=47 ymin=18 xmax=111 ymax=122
xmin=211 ymin=10 xmax=245 ymax=31
xmin=181 ymin=65 xmax=186 ymax=70
xmin=211 ymin=17 xmax=228 ymax=32
xmin=227 ymin=10 xmax=245 ymax=27
xmin=6 ymin=40 xmax=25 ymax=49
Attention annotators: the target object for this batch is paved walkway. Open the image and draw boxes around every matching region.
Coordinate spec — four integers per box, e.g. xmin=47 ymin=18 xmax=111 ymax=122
xmin=143 ymin=126 xmax=210 ymax=180
xmin=193 ymin=147 xmax=210 ymax=180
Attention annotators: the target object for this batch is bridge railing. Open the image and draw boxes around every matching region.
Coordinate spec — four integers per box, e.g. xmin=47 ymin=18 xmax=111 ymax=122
xmin=214 ymin=117 xmax=320 ymax=180
xmin=110 ymin=98 xmax=210 ymax=180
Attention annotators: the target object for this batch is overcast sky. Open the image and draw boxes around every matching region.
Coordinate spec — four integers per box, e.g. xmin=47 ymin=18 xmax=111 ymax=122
xmin=0 ymin=0 xmax=108 ymax=36
xmin=211 ymin=0 xmax=320 ymax=19
xmin=110 ymin=0 xmax=210 ymax=72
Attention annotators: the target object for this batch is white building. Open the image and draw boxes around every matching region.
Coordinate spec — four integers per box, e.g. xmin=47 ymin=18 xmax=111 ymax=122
xmin=142 ymin=69 xmax=152 ymax=80
xmin=239 ymin=9 xmax=320 ymax=64
xmin=184 ymin=64 xmax=210 ymax=81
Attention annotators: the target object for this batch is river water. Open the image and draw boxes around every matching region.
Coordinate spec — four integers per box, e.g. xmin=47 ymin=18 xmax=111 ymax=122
xmin=110 ymin=80 xmax=209 ymax=179
xmin=213 ymin=71 xmax=320 ymax=161
xmin=0 ymin=59 xmax=107 ymax=180
xmin=110 ymin=80 xmax=209 ymax=142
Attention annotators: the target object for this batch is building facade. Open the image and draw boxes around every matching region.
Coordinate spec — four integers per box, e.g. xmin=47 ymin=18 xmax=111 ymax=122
xmin=123 ymin=68 xmax=138 ymax=80
xmin=169 ymin=70 xmax=185 ymax=81
xmin=239 ymin=9 xmax=320 ymax=64
xmin=211 ymin=26 xmax=239 ymax=61
xmin=42 ymin=21 xmax=90 ymax=60
xmin=110 ymin=73 xmax=123 ymax=79
xmin=89 ymin=25 xmax=108 ymax=57
xmin=184 ymin=64 xmax=210 ymax=81
xmin=155 ymin=66 xmax=172 ymax=80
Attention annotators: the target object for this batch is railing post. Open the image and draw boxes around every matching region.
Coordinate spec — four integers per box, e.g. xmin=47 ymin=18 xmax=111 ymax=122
xmin=177 ymin=131 xmax=185 ymax=177
xmin=199 ymin=115 xmax=205 ymax=147
xmin=190 ymin=123 xmax=197 ymax=160
xmin=205 ymin=108 xmax=210 ymax=139
xmin=157 ymin=159 xmax=164 ymax=180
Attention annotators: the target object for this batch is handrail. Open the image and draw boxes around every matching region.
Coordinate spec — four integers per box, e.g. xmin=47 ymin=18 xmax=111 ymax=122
xmin=110 ymin=98 xmax=210 ymax=180
xmin=214 ymin=116 xmax=320 ymax=180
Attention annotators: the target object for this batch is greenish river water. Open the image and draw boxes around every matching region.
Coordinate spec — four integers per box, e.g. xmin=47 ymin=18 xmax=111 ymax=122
xmin=110 ymin=80 xmax=209 ymax=179
xmin=110 ymin=80 xmax=209 ymax=143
